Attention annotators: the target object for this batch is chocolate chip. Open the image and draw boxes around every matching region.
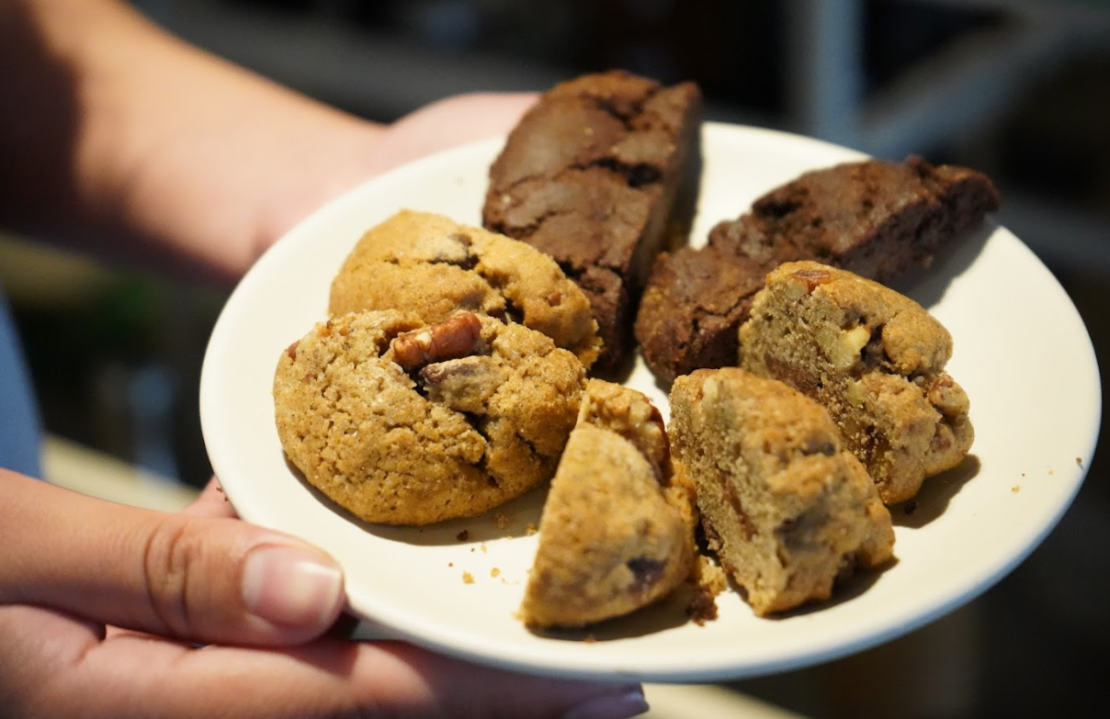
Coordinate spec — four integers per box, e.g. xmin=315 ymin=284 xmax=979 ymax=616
xmin=626 ymin=557 xmax=667 ymax=594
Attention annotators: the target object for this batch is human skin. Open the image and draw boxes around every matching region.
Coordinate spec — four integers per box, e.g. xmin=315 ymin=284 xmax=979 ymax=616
xmin=0 ymin=472 xmax=647 ymax=719
xmin=0 ymin=0 xmax=537 ymax=284
xmin=0 ymin=1 xmax=648 ymax=717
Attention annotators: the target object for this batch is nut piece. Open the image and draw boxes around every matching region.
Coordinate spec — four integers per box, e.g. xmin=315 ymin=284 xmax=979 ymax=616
xmin=827 ymin=324 xmax=872 ymax=370
xmin=792 ymin=267 xmax=834 ymax=292
xmin=420 ymin=355 xmax=505 ymax=414
xmin=391 ymin=312 xmax=483 ymax=370
xmin=928 ymin=374 xmax=971 ymax=416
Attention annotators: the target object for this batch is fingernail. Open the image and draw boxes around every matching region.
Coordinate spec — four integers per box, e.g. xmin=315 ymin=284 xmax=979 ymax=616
xmin=241 ymin=546 xmax=343 ymax=628
xmin=563 ymin=687 xmax=650 ymax=719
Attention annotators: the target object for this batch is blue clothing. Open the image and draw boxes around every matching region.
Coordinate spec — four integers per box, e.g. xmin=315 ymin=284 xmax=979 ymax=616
xmin=0 ymin=285 xmax=42 ymax=477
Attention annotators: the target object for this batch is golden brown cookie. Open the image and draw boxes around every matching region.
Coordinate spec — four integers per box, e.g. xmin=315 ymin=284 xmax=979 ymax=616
xmin=739 ymin=261 xmax=974 ymax=504
xmin=329 ymin=210 xmax=602 ymax=368
xmin=273 ymin=310 xmax=586 ymax=525
xmin=520 ymin=380 xmax=696 ymax=629
xmin=668 ymin=368 xmax=895 ymax=617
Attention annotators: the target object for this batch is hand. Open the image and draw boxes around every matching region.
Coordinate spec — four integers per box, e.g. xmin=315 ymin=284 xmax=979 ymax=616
xmin=3 ymin=0 xmax=537 ymax=287
xmin=0 ymin=471 xmax=648 ymax=719
xmin=246 ymin=91 xmax=538 ymax=274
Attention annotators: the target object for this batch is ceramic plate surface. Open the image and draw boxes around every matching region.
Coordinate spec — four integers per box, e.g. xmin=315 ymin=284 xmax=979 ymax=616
xmin=201 ymin=123 xmax=1100 ymax=682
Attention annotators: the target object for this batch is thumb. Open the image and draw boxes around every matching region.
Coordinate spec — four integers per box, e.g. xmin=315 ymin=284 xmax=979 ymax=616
xmin=0 ymin=469 xmax=344 ymax=646
xmin=182 ymin=476 xmax=238 ymax=519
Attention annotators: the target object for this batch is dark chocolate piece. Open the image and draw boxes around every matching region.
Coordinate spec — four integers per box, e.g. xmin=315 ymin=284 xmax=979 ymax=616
xmin=483 ymin=70 xmax=703 ymax=372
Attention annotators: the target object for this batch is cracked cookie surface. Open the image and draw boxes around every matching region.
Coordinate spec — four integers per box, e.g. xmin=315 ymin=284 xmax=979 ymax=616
xmin=482 ymin=70 xmax=702 ymax=372
xmin=273 ymin=310 xmax=586 ymax=525
xmin=669 ymin=367 xmax=895 ymax=617
xmin=739 ymin=261 xmax=974 ymax=504
xmin=329 ymin=210 xmax=601 ymax=368
xmin=521 ymin=380 xmax=697 ymax=629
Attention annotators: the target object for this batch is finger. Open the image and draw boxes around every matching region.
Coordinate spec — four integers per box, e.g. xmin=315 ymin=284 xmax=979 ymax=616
xmin=350 ymin=642 xmax=650 ymax=719
xmin=9 ymin=623 xmax=647 ymax=719
xmin=182 ymin=476 xmax=237 ymax=518
xmin=0 ymin=469 xmax=344 ymax=646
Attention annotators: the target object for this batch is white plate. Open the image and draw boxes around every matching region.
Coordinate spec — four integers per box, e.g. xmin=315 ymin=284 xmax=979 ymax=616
xmin=200 ymin=122 xmax=1101 ymax=683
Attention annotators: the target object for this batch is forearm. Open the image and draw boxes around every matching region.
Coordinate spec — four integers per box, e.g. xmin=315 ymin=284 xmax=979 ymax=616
xmin=0 ymin=0 xmax=385 ymax=284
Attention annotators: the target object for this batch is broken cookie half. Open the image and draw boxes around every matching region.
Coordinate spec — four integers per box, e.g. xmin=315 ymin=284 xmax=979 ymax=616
xmin=520 ymin=379 xmax=697 ymax=629
xmin=669 ymin=368 xmax=895 ymax=617
xmin=739 ymin=261 xmax=974 ymax=504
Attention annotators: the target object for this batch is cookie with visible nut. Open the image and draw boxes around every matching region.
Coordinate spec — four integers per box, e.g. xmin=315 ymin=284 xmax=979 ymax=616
xmin=274 ymin=310 xmax=586 ymax=525
xmin=668 ymin=367 xmax=895 ymax=617
xmin=739 ymin=261 xmax=974 ymax=504
xmin=520 ymin=379 xmax=697 ymax=629
xmin=329 ymin=210 xmax=602 ymax=368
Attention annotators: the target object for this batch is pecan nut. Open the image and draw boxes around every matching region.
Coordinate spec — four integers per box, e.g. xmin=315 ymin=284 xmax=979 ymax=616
xmin=420 ymin=355 xmax=504 ymax=414
xmin=792 ymin=267 xmax=834 ymax=292
xmin=928 ymin=374 xmax=970 ymax=416
xmin=391 ymin=312 xmax=483 ymax=370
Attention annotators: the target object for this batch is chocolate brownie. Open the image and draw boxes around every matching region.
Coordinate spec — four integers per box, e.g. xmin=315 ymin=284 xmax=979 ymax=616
xmin=482 ymin=70 xmax=702 ymax=373
xmin=635 ymin=156 xmax=1001 ymax=383
xmin=739 ymin=261 xmax=974 ymax=504
xmin=669 ymin=367 xmax=895 ymax=616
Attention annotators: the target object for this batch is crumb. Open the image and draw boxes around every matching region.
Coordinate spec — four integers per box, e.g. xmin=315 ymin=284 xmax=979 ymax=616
xmin=495 ymin=513 xmax=511 ymax=530
xmin=481 ymin=543 xmax=488 ymax=553
xmin=491 ymin=568 xmax=501 ymax=578
xmin=456 ymin=529 xmax=470 ymax=541
xmin=462 ymin=571 xmax=474 ymax=584
xmin=448 ymin=562 xmax=454 ymax=567
xmin=526 ymin=524 xmax=538 ymax=535
xmin=687 ymin=583 xmax=719 ymax=625
xmin=583 ymin=635 xmax=597 ymax=644
xmin=903 ymin=499 xmax=918 ymax=516
xmin=1012 ymin=486 xmax=1021 ymax=494
xmin=1077 ymin=457 xmax=1084 ymax=468
xmin=1048 ymin=469 xmax=1055 ymax=476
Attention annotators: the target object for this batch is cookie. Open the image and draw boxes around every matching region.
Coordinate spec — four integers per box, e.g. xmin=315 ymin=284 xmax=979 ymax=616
xmin=273 ymin=310 xmax=586 ymax=525
xmin=739 ymin=261 xmax=974 ymax=504
xmin=635 ymin=156 xmax=1000 ymax=383
xmin=329 ymin=209 xmax=602 ymax=368
xmin=669 ymin=367 xmax=895 ymax=617
xmin=483 ymin=70 xmax=703 ymax=372
xmin=520 ymin=379 xmax=696 ymax=629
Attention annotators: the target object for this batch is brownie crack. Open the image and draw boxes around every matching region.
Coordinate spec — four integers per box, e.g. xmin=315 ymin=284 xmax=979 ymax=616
xmin=487 ymin=206 xmax=563 ymax=242
xmin=592 ymin=158 xmax=663 ymax=188
xmin=589 ymin=92 xmax=651 ymax=129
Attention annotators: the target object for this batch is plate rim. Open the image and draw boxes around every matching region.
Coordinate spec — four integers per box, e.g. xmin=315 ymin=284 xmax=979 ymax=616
xmin=200 ymin=121 xmax=1102 ymax=682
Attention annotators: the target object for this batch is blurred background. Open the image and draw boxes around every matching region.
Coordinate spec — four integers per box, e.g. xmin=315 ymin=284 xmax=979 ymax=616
xmin=1 ymin=0 xmax=1108 ymax=716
